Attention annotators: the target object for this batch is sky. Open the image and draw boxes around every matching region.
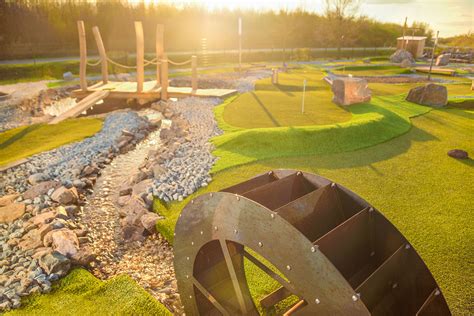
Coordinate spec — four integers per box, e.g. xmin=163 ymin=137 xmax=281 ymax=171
xmin=134 ymin=0 xmax=473 ymax=37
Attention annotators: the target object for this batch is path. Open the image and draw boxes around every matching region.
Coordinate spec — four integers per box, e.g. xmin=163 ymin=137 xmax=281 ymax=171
xmin=79 ymin=126 xmax=182 ymax=314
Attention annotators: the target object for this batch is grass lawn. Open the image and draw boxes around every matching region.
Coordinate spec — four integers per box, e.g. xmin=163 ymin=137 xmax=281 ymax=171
xmin=7 ymin=269 xmax=171 ymax=315
xmin=155 ymin=106 xmax=473 ymax=315
xmin=222 ymin=69 xmax=352 ymax=128
xmin=331 ymin=65 xmax=413 ymax=76
xmin=0 ymin=118 xmax=102 ymax=167
xmin=369 ymin=82 xmax=473 ymax=96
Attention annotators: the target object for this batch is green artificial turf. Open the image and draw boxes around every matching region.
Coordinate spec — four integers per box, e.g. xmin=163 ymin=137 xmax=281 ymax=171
xmin=7 ymin=269 xmax=171 ymax=315
xmin=0 ymin=118 xmax=102 ymax=166
xmin=155 ymin=106 xmax=473 ymax=315
xmin=369 ymin=82 xmax=473 ymax=96
xmin=331 ymin=65 xmax=413 ymax=76
xmin=222 ymin=69 xmax=352 ymax=128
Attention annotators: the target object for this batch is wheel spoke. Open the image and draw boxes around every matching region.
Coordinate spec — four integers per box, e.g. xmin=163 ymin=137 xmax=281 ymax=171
xmin=192 ymin=276 xmax=230 ymax=316
xmin=219 ymin=239 xmax=248 ymax=314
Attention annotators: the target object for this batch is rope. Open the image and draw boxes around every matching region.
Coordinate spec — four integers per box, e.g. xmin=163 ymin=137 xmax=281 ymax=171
xmin=168 ymin=59 xmax=192 ymax=66
xmin=106 ymin=57 xmax=136 ymax=69
xmin=144 ymin=57 xmax=161 ymax=66
xmin=86 ymin=59 xmax=101 ymax=67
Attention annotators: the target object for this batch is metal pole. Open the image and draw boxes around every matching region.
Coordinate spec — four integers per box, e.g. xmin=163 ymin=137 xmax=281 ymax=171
xmin=301 ymin=79 xmax=306 ymax=114
xmin=238 ymin=17 xmax=242 ymax=72
xmin=428 ymin=31 xmax=439 ymax=81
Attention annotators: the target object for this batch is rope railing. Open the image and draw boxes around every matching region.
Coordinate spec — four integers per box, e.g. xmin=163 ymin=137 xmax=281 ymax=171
xmin=86 ymin=59 xmax=101 ymax=67
xmin=168 ymin=58 xmax=192 ymax=66
xmin=106 ymin=57 xmax=137 ymax=69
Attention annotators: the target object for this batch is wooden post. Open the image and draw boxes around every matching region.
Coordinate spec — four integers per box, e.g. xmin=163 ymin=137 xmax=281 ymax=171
xmin=402 ymin=17 xmax=407 ymax=49
xmin=77 ymin=21 xmax=87 ymax=91
xmin=135 ymin=21 xmax=144 ymax=93
xmin=191 ymin=55 xmax=198 ymax=93
xmin=92 ymin=26 xmax=108 ymax=84
xmin=156 ymin=24 xmax=164 ymax=85
xmin=161 ymin=58 xmax=168 ymax=100
xmin=428 ymin=31 xmax=439 ymax=81
xmin=238 ymin=17 xmax=242 ymax=72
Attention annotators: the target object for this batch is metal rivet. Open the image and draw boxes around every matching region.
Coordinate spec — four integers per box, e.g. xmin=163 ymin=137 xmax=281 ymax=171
xmin=268 ymin=171 xmax=273 ymax=175
xmin=434 ymin=289 xmax=440 ymax=296
xmin=234 ymin=229 xmax=238 ymax=234
xmin=297 ymin=171 xmax=302 ymax=176
xmin=369 ymin=207 xmax=374 ymax=212
xmin=331 ymin=183 xmax=336 ymax=188
xmin=352 ymin=294 xmax=359 ymax=302
xmin=214 ymin=226 xmax=218 ymax=231
xmin=258 ymin=242 xmax=263 ymax=247
xmin=173 ymin=233 xmax=176 ymax=236
xmin=191 ymin=200 xmax=194 ymax=204
xmin=311 ymin=246 xmax=318 ymax=253
xmin=370 ymin=251 xmax=375 ymax=257
xmin=236 ymin=196 xmax=240 ymax=201
xmin=191 ymin=241 xmax=194 ymax=246
xmin=315 ymin=298 xmax=320 ymax=304
xmin=286 ymin=265 xmax=291 ymax=271
xmin=186 ymin=257 xmax=190 ymax=261
xmin=189 ymin=295 xmax=192 ymax=299
xmin=405 ymin=244 xmax=411 ymax=249
xmin=200 ymin=231 xmax=203 ymax=235
xmin=210 ymin=193 xmax=213 ymax=197
xmin=186 ymin=275 xmax=189 ymax=279
xmin=271 ymin=213 xmax=275 ymax=219
xmin=392 ymin=283 xmax=398 ymax=289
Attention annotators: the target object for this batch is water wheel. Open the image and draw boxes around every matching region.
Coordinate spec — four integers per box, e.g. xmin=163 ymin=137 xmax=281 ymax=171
xmin=174 ymin=170 xmax=451 ymax=315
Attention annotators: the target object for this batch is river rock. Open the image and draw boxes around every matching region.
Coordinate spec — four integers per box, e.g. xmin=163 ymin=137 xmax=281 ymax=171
xmin=51 ymin=229 xmax=79 ymax=257
xmin=436 ymin=53 xmax=451 ymax=66
xmin=39 ymin=252 xmax=70 ymax=276
xmin=51 ymin=187 xmax=78 ymax=205
xmin=0 ymin=203 xmax=25 ymax=223
xmin=447 ymin=149 xmax=469 ymax=159
xmin=23 ymin=181 xmax=61 ymax=200
xmin=331 ymin=77 xmax=371 ymax=106
xmin=0 ymin=194 xmax=20 ymax=207
xmin=140 ymin=212 xmax=160 ymax=233
xmin=132 ymin=179 xmax=153 ymax=198
xmin=70 ymin=247 xmax=95 ymax=266
xmin=28 ymin=173 xmax=48 ymax=185
xmin=406 ymin=83 xmax=448 ymax=107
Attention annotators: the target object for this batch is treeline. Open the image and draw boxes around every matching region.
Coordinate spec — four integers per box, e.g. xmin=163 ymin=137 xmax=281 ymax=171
xmin=0 ymin=0 xmax=433 ymax=59
xmin=439 ymin=33 xmax=474 ymax=48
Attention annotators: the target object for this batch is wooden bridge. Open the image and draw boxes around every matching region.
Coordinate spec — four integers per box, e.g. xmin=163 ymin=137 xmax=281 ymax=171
xmin=50 ymin=21 xmax=236 ymax=124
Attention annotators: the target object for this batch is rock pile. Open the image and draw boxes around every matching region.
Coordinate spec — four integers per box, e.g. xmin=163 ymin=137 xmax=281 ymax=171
xmin=0 ymin=184 xmax=92 ymax=311
xmin=406 ymin=83 xmax=448 ymax=107
xmin=1 ymin=112 xmax=154 ymax=195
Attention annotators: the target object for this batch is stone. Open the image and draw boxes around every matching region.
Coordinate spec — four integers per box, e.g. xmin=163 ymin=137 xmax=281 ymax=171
xmin=51 ymin=229 xmax=79 ymax=257
xmin=400 ymin=58 xmax=413 ymax=68
xmin=331 ymin=77 xmax=371 ymax=106
xmin=32 ymin=211 xmax=56 ymax=226
xmin=122 ymin=225 xmax=145 ymax=242
xmin=447 ymin=149 xmax=469 ymax=159
xmin=0 ymin=203 xmax=26 ymax=223
xmin=51 ymin=187 xmax=78 ymax=205
xmin=132 ymin=179 xmax=153 ymax=197
xmin=119 ymin=184 xmax=132 ymax=196
xmin=28 ymin=173 xmax=48 ymax=185
xmin=152 ymin=165 xmax=166 ymax=179
xmin=390 ymin=49 xmax=415 ymax=63
xmin=117 ymin=195 xmax=130 ymax=207
xmin=23 ymin=181 xmax=61 ymax=200
xmin=435 ymin=53 xmax=451 ymax=66
xmin=63 ymin=72 xmax=74 ymax=81
xmin=39 ymin=252 xmax=70 ymax=276
xmin=406 ymin=83 xmax=448 ymax=107
xmin=0 ymin=194 xmax=20 ymax=207
xmin=140 ymin=212 xmax=160 ymax=233
xmin=82 ymin=165 xmax=99 ymax=177
xmin=70 ymin=247 xmax=95 ymax=266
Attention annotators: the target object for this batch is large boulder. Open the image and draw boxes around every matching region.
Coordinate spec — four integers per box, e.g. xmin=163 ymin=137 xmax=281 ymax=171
xmin=390 ymin=49 xmax=415 ymax=63
xmin=51 ymin=229 xmax=79 ymax=257
xmin=436 ymin=53 xmax=451 ymax=66
xmin=331 ymin=77 xmax=371 ymax=106
xmin=39 ymin=252 xmax=70 ymax=276
xmin=406 ymin=83 xmax=448 ymax=107
xmin=0 ymin=203 xmax=25 ymax=223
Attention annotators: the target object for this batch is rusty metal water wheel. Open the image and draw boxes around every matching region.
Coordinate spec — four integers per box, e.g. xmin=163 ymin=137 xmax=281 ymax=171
xmin=174 ymin=170 xmax=451 ymax=315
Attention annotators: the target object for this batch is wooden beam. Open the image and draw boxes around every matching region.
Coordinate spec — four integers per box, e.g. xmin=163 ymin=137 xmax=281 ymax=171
xmin=191 ymin=55 xmax=198 ymax=93
xmin=135 ymin=21 xmax=145 ymax=93
xmin=161 ymin=57 xmax=168 ymax=100
xmin=156 ymin=24 xmax=164 ymax=85
xmin=77 ymin=21 xmax=87 ymax=91
xmin=92 ymin=26 xmax=108 ymax=83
